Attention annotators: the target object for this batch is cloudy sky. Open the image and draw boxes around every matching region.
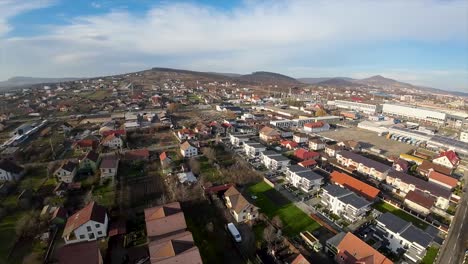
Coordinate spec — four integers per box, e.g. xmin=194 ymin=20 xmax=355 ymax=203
xmin=0 ymin=0 xmax=467 ymax=91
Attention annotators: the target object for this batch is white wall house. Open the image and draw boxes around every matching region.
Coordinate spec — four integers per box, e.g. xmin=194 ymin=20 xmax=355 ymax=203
xmin=0 ymin=160 xmax=25 ymax=182
xmin=62 ymin=202 xmax=108 ymax=244
xmin=99 ymin=158 xmax=119 ymax=184
xmin=243 ymin=141 xmax=266 ymax=157
xmin=293 ymin=133 xmax=308 ymax=143
xmin=321 ymin=184 xmax=371 ymax=222
xmin=261 ymin=154 xmax=291 ymax=171
xmin=101 ymin=135 xmax=124 ymax=150
xmin=229 ymin=134 xmax=251 ymax=147
xmin=286 ymin=166 xmax=323 ymax=193
xmin=54 ymin=161 xmax=78 ymax=184
xmin=224 ymin=186 xmax=259 ymax=223
xmin=308 ymin=139 xmax=326 ymax=151
xmin=180 ymin=141 xmax=198 ymax=158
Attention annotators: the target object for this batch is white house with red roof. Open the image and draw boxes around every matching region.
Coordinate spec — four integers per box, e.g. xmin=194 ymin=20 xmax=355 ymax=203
xmin=101 ymin=133 xmax=124 ymax=150
xmin=432 ymin=150 xmax=460 ymax=169
xmin=303 ymin=121 xmax=330 ymax=133
xmin=177 ymin=128 xmax=196 ymax=141
xmin=62 ymin=202 xmax=108 ymax=244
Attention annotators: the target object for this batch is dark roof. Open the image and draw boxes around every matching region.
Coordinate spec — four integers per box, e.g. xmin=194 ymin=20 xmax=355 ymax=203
xmin=0 ymin=159 xmax=24 ymax=174
xmin=339 ymin=192 xmax=370 ymax=209
xmin=269 ymin=155 xmax=290 ymax=162
xmin=323 ymin=184 xmax=352 ymax=197
xmin=418 ymin=160 xmax=452 ymax=175
xmin=261 ymin=150 xmax=281 ymax=156
xmin=400 ymin=225 xmax=433 ymax=248
xmin=100 ymin=158 xmax=119 ymax=169
xmin=57 ymin=241 xmax=101 ymax=264
xmin=62 ymin=161 xmax=78 ymax=172
xmin=339 ymin=151 xmax=391 ymax=173
xmin=287 ymin=165 xmax=310 ymax=174
xmin=84 ymin=151 xmax=100 ymax=163
xmin=296 ymin=171 xmax=323 ymax=181
xmin=377 ymin=212 xmax=409 ymax=234
xmin=387 ymin=171 xmax=451 ymax=198
xmin=405 ymin=190 xmax=436 ymax=209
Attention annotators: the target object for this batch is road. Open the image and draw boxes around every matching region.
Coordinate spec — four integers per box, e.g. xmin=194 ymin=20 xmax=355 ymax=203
xmin=437 ymin=171 xmax=468 ymax=264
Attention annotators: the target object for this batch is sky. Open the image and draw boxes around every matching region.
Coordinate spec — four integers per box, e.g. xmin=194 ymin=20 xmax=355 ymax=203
xmin=0 ymin=0 xmax=467 ymax=92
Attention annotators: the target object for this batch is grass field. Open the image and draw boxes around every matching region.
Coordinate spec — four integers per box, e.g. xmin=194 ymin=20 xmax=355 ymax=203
xmin=373 ymin=201 xmax=428 ymax=229
xmin=248 ymin=181 xmax=321 ymax=236
xmin=421 ymin=246 xmax=439 ymax=264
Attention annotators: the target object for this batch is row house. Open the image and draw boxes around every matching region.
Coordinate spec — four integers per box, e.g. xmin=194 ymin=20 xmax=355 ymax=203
xmin=403 ymin=190 xmax=435 ymax=216
xmin=293 ymin=133 xmax=309 ymax=143
xmin=428 ymin=171 xmax=458 ymax=190
xmin=385 ymin=171 xmax=451 ymax=210
xmin=375 ymin=212 xmax=433 ymax=263
xmin=243 ymin=141 xmax=266 ymax=157
xmin=229 ymin=133 xmax=248 ymax=147
xmin=224 ymin=186 xmax=259 ymax=223
xmin=324 ymin=144 xmax=342 ymax=157
xmin=329 ymin=171 xmax=380 ymax=201
xmin=417 ymin=160 xmax=452 ymax=177
xmin=336 ymin=151 xmax=391 ymax=181
xmin=294 ymin=148 xmax=320 ymax=161
xmin=99 ymin=156 xmax=119 ymax=184
xmin=321 ymin=184 xmax=372 ymax=222
xmin=286 ymin=166 xmax=323 ymax=193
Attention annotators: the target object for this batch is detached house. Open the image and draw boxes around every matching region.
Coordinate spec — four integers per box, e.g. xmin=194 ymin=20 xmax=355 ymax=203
xmin=55 ymin=161 xmax=78 ymax=183
xmin=417 ymin=160 xmax=452 ymax=177
xmin=286 ymin=166 xmax=323 ymax=192
xmin=100 ymin=133 xmax=124 ymax=150
xmin=303 ymin=121 xmax=330 ymax=133
xmin=432 ymin=150 xmax=459 ymax=169
xmin=80 ymin=151 xmax=101 ymax=173
xmin=62 ymin=202 xmax=108 ymax=244
xmin=180 ymin=141 xmax=198 ymax=158
xmin=0 ymin=159 xmax=25 ymax=182
xmin=259 ymin=126 xmax=281 ymax=143
xmin=321 ymin=184 xmax=371 ymax=222
xmin=337 ymin=140 xmax=362 ymax=152
xmin=159 ymin=152 xmax=172 ymax=168
xmin=99 ymin=157 xmax=119 ymax=184
xmin=73 ymin=139 xmax=98 ymax=154
xmin=294 ymin=148 xmax=319 ymax=161
xmin=243 ymin=141 xmax=266 ymax=157
xmin=224 ymin=186 xmax=259 ymax=223
xmin=261 ymin=151 xmax=290 ymax=171
xmin=280 ymin=140 xmax=298 ymax=150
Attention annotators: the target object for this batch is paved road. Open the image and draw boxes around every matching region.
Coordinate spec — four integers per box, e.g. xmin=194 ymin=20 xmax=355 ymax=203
xmin=437 ymin=171 xmax=468 ymax=264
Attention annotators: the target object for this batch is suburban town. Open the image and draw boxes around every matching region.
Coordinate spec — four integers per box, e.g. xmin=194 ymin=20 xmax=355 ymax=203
xmin=0 ymin=67 xmax=466 ymax=264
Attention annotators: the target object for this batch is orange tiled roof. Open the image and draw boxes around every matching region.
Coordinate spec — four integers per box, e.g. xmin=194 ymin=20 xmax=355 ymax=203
xmin=330 ymin=171 xmax=379 ymax=200
xmin=337 ymin=232 xmax=393 ymax=264
xmin=428 ymin=171 xmax=458 ymax=188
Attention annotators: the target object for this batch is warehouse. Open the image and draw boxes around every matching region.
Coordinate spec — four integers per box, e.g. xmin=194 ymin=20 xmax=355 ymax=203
xmin=382 ymin=104 xmax=447 ymax=125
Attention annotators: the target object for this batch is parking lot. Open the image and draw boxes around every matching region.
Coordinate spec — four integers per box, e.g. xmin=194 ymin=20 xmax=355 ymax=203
xmin=317 ymin=127 xmax=415 ymax=156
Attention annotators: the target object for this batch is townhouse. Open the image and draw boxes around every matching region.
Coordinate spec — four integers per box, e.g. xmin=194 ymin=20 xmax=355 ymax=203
xmin=293 ymin=133 xmax=308 ymax=143
xmin=321 ymin=184 xmax=372 ymax=222
xmin=224 ymin=186 xmax=259 ymax=223
xmin=261 ymin=151 xmax=290 ymax=171
xmin=324 ymin=144 xmax=341 ymax=158
xmin=428 ymin=171 xmax=458 ymax=190
xmin=417 ymin=160 xmax=452 ymax=177
xmin=403 ymin=190 xmax=435 ymax=216
xmin=375 ymin=212 xmax=433 ymax=263
xmin=336 ymin=151 xmax=391 ymax=181
xmin=294 ymin=148 xmax=320 ymax=161
xmin=229 ymin=133 xmax=251 ymax=147
xmin=243 ymin=141 xmax=266 ymax=157
xmin=385 ymin=170 xmax=452 ymax=210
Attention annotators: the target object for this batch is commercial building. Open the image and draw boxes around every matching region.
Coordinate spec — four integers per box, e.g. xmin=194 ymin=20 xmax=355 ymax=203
xmin=333 ymin=100 xmax=382 ymax=114
xmin=382 ymin=104 xmax=446 ymax=125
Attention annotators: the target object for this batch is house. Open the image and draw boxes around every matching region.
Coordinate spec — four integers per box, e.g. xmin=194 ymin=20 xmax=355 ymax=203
xmin=293 ymin=133 xmax=309 ymax=143
xmin=259 ymin=126 xmax=281 ymax=142
xmin=229 ymin=134 xmax=251 ymax=147
xmin=385 ymin=171 xmax=451 ymax=210
xmin=336 ymin=151 xmax=391 ymax=181
xmin=294 ymin=148 xmax=319 ymax=161
xmin=100 ymin=133 xmax=124 ymax=150
xmin=393 ymin=158 xmax=409 ymax=172
xmin=57 ymin=241 xmax=103 ymax=264
xmin=286 ymin=166 xmax=323 ymax=192
xmin=243 ymin=141 xmax=266 ymax=157
xmin=298 ymin=159 xmax=317 ymax=168
xmin=321 ymin=184 xmax=371 ymax=222
xmin=144 ymin=202 xmax=187 ymax=240
xmin=180 ymin=141 xmax=198 ymax=158
xmin=0 ymin=159 xmax=25 ymax=182
xmin=159 ymin=152 xmax=172 ymax=168
xmin=73 ymin=139 xmax=98 ymax=154
xmin=324 ymin=144 xmax=341 ymax=157
xmin=329 ymin=171 xmax=380 ymax=201
xmin=261 ymin=152 xmax=290 ymax=171
xmin=224 ymin=186 xmax=259 ymax=223
xmin=308 ymin=138 xmax=326 ymax=151
xmin=177 ymin=171 xmax=197 ymax=184
xmin=280 ymin=140 xmax=298 ymax=150
xmin=325 ymin=232 xmax=393 ymax=264
xmin=148 ymin=231 xmax=202 ymax=264
xmin=80 ymin=151 xmax=101 ymax=173
xmin=417 ymin=160 xmax=452 ymax=177
xmin=99 ymin=157 xmax=119 ymax=184
xmin=303 ymin=121 xmax=330 ymax=133
xmin=55 ymin=161 xmax=78 ymax=183
xmin=432 ymin=150 xmax=459 ymax=169
xmin=101 ymin=129 xmax=126 ymax=138
xmin=177 ymin=128 xmax=196 ymax=141
xmin=428 ymin=171 xmax=458 ymax=190
xmin=124 ymin=148 xmax=150 ymax=162
xmin=62 ymin=202 xmax=108 ymax=244
xmin=403 ymin=190 xmax=436 ymax=216
xmin=375 ymin=212 xmax=433 ymax=263
xmin=337 ymin=140 xmax=362 ymax=152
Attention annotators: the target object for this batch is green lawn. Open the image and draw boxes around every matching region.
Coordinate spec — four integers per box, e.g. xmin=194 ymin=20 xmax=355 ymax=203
xmin=93 ymin=181 xmax=115 ymax=208
xmin=19 ymin=166 xmax=48 ymax=191
xmin=373 ymin=201 xmax=428 ymax=229
xmin=421 ymin=246 xmax=439 ymax=264
xmin=248 ymin=181 xmax=321 ymax=236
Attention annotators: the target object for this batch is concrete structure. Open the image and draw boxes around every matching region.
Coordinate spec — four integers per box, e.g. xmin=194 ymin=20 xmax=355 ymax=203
xmin=321 ymin=184 xmax=371 ymax=222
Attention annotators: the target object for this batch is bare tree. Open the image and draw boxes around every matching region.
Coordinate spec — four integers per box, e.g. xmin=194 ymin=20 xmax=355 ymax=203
xmin=263 ymin=224 xmax=278 ymax=254
xmin=189 ymin=157 xmax=201 ymax=175
xmin=271 ymin=216 xmax=283 ymax=229
xmin=202 ymin=147 xmax=217 ymax=163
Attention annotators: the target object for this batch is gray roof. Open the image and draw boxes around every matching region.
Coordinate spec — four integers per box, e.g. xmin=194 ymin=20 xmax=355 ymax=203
xmin=400 ymin=225 xmax=433 ymax=248
xmin=387 ymin=171 xmax=451 ymax=198
xmin=244 ymin=141 xmax=264 ymax=147
xmin=323 ymin=184 xmax=352 ymax=198
xmin=326 ymin=232 xmax=347 ymax=248
xmin=339 ymin=151 xmax=391 ymax=173
xmin=261 ymin=150 xmax=281 ymax=157
xmin=377 ymin=212 xmax=410 ymax=234
xmin=269 ymin=155 xmax=290 ymax=162
xmin=287 ymin=165 xmax=310 ymax=174
xmin=296 ymin=171 xmax=323 ymax=182
xmin=339 ymin=192 xmax=371 ymax=209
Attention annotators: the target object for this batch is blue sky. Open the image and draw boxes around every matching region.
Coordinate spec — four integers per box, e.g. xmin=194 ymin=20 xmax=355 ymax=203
xmin=0 ymin=0 xmax=467 ymax=92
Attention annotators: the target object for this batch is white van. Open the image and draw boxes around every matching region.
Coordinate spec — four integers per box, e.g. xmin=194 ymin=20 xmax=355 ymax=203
xmin=227 ymin=223 xmax=242 ymax=242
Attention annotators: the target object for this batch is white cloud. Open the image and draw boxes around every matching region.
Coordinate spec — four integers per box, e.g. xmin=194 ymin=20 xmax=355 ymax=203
xmin=0 ymin=0 xmax=54 ymax=36
xmin=0 ymin=0 xmax=467 ymax=90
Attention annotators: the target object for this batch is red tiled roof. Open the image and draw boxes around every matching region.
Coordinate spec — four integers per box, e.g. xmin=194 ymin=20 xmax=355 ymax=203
xmin=405 ymin=190 xmax=436 ymax=209
xmin=102 ymin=129 xmax=126 ymax=137
xmin=336 ymin=232 xmax=393 ymax=264
xmin=330 ymin=171 xmax=380 ymax=200
xmin=304 ymin=121 xmax=325 ymax=128
xmin=281 ymin=140 xmax=298 ymax=148
xmin=294 ymin=148 xmax=319 ymax=160
xmin=298 ymin=159 xmax=317 ymax=167
xmin=428 ymin=171 xmax=458 ymax=188
xmin=63 ymin=202 xmax=107 ymax=237
xmin=160 ymin=152 xmax=168 ymax=161
xmin=435 ymin=150 xmax=459 ymax=166
xmin=74 ymin=139 xmax=97 ymax=149
xmin=57 ymin=241 xmax=101 ymax=264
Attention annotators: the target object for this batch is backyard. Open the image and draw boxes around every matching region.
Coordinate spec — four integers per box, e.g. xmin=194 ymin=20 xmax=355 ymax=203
xmin=421 ymin=246 xmax=439 ymax=264
xmin=248 ymin=181 xmax=321 ymax=236
xmin=373 ymin=201 xmax=428 ymax=229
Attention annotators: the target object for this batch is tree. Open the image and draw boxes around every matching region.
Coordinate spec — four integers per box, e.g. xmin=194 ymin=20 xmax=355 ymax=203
xmin=271 ymin=216 xmax=283 ymax=229
xmin=167 ymin=103 xmax=179 ymax=113
xmin=202 ymin=147 xmax=217 ymax=163
xmin=189 ymin=157 xmax=201 ymax=175
xmin=263 ymin=225 xmax=278 ymax=254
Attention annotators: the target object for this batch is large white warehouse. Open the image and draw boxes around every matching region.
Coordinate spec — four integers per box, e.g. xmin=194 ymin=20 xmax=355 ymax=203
xmin=382 ymin=104 xmax=447 ymax=125
xmin=333 ymin=100 xmax=382 ymax=114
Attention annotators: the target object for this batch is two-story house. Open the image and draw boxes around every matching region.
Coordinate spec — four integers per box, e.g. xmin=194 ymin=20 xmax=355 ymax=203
xmin=308 ymin=138 xmax=326 ymax=151
xmin=336 ymin=151 xmax=391 ymax=181
xmin=432 ymin=150 xmax=459 ymax=169
xmin=180 ymin=141 xmax=198 ymax=158
xmin=229 ymin=134 xmax=251 ymax=147
xmin=0 ymin=159 xmax=25 ymax=182
xmin=261 ymin=152 xmax=291 ymax=171
xmin=321 ymin=184 xmax=372 ymax=222
xmin=100 ymin=133 xmax=124 ymax=150
xmin=224 ymin=186 xmax=259 ymax=223
xmin=286 ymin=166 xmax=323 ymax=192
xmin=80 ymin=151 xmax=101 ymax=173
xmin=99 ymin=157 xmax=119 ymax=184
xmin=259 ymin=126 xmax=281 ymax=143
xmin=62 ymin=202 xmax=108 ymax=244
xmin=375 ymin=212 xmax=433 ymax=263
xmin=55 ymin=161 xmax=78 ymax=183
xmin=243 ymin=141 xmax=266 ymax=157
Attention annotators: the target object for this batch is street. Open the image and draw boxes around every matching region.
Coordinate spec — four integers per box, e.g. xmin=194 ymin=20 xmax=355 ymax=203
xmin=436 ymin=171 xmax=468 ymax=264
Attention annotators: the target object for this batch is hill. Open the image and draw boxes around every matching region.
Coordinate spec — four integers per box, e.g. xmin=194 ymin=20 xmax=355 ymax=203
xmin=298 ymin=77 xmax=355 ymax=84
xmin=353 ymin=75 xmax=414 ymax=88
xmin=0 ymin=76 xmax=80 ymax=89
xmin=238 ymin=71 xmax=300 ymax=86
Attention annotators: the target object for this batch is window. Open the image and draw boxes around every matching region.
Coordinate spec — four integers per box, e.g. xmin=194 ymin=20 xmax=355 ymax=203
xmin=79 ymin=235 xmax=85 ymax=239
xmin=87 ymin=226 xmax=92 ymax=232
xmin=89 ymin=233 xmax=95 ymax=239
xmin=95 ymin=224 xmax=100 ymax=228
xmin=97 ymin=231 xmax=103 ymax=235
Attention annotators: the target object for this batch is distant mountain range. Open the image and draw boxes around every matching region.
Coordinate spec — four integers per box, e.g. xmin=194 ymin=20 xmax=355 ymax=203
xmin=1 ymin=68 xmax=466 ymax=97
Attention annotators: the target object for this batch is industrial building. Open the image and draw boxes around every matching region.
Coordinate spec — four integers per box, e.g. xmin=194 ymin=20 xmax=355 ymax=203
xmin=382 ymin=104 xmax=447 ymax=125
xmin=332 ymin=100 xmax=382 ymax=114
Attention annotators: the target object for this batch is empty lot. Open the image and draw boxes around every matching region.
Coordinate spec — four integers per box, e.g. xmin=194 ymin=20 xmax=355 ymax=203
xmin=318 ymin=127 xmax=415 ymax=157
